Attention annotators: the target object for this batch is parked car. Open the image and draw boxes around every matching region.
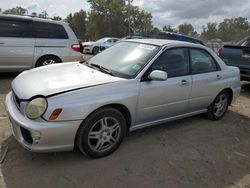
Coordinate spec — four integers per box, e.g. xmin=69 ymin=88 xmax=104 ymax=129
xmin=156 ymin=31 xmax=205 ymax=45
xmin=0 ymin=14 xmax=82 ymax=72
xmin=99 ymin=38 xmax=120 ymax=52
xmin=82 ymin=37 xmax=119 ymax=54
xmin=217 ymin=36 xmax=250 ymax=81
xmin=6 ymin=39 xmax=241 ymax=158
xmin=122 ymin=35 xmax=147 ymax=39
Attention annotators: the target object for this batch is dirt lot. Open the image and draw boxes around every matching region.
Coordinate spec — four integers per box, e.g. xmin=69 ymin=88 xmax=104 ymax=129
xmin=0 ymin=69 xmax=250 ymax=188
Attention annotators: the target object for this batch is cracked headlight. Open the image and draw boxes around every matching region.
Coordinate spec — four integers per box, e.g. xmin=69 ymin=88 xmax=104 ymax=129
xmin=25 ymin=97 xmax=47 ymax=119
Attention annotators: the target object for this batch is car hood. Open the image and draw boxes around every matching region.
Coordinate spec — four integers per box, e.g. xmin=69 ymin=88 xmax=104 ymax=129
xmin=12 ymin=62 xmax=124 ymax=99
xmin=82 ymin=41 xmax=95 ymax=46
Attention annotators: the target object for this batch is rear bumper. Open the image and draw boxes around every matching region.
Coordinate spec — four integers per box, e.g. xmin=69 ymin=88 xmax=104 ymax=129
xmin=239 ymin=67 xmax=250 ymax=81
xmin=5 ymin=92 xmax=82 ymax=152
xmin=232 ymin=86 xmax=241 ymax=104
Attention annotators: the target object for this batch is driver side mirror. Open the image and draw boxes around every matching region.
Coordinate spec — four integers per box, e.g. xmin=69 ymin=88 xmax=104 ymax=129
xmin=148 ymin=70 xmax=168 ymax=81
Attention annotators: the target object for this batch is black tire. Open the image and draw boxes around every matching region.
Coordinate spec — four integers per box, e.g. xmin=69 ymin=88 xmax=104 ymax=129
xmin=76 ymin=107 xmax=127 ymax=158
xmin=36 ymin=55 xmax=61 ymax=67
xmin=92 ymin=47 xmax=99 ymax=55
xmin=205 ymin=90 xmax=230 ymax=120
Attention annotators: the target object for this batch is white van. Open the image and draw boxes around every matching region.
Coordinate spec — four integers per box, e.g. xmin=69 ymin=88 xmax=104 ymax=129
xmin=0 ymin=14 xmax=83 ymax=72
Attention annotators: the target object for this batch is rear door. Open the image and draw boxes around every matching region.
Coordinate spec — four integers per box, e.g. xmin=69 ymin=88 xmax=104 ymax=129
xmin=189 ymin=48 xmax=223 ymax=111
xmin=0 ymin=18 xmax=35 ymax=70
xmin=33 ymin=21 xmax=70 ymax=63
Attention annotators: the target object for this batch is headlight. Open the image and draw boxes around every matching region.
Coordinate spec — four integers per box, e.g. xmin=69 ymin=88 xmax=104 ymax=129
xmin=25 ymin=97 xmax=47 ymax=119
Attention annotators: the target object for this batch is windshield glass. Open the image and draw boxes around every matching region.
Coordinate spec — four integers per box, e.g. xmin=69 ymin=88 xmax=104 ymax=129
xmin=96 ymin=38 xmax=107 ymax=43
xmin=88 ymin=41 xmax=160 ymax=78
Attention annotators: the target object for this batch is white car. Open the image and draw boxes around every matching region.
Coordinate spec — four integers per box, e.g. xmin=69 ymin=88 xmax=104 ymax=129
xmin=5 ymin=39 xmax=241 ymax=158
xmin=0 ymin=14 xmax=83 ymax=72
xmin=82 ymin=38 xmax=119 ymax=54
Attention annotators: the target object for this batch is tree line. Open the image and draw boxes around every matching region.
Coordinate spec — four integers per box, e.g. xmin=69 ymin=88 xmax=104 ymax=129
xmin=1 ymin=1 xmax=250 ymax=42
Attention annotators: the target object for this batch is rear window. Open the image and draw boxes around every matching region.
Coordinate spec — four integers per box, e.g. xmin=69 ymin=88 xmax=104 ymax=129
xmin=34 ymin=21 xmax=68 ymax=39
xmin=0 ymin=19 xmax=32 ymax=38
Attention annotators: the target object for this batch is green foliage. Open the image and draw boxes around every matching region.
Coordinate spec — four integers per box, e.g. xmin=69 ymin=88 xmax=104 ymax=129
xmin=86 ymin=0 xmax=127 ymax=39
xmin=178 ymin=23 xmax=197 ymax=37
xmin=201 ymin=23 xmax=218 ymax=41
xmin=86 ymin=0 xmax=154 ymax=40
xmin=53 ymin=16 xmax=62 ymax=21
xmin=3 ymin=6 xmax=27 ymax=15
xmin=200 ymin=17 xmax=250 ymax=42
xmin=163 ymin=25 xmax=177 ymax=33
xmin=217 ymin=17 xmax=250 ymax=42
xmin=126 ymin=6 xmax=153 ymax=37
xmin=65 ymin=10 xmax=87 ymax=40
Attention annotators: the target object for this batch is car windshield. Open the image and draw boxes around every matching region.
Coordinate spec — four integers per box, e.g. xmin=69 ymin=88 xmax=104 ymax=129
xmin=96 ymin=38 xmax=107 ymax=43
xmin=87 ymin=41 xmax=160 ymax=78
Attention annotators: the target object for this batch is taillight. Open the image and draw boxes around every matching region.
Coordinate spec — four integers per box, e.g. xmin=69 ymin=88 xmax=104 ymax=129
xmin=71 ymin=44 xmax=81 ymax=52
xmin=216 ymin=48 xmax=222 ymax=57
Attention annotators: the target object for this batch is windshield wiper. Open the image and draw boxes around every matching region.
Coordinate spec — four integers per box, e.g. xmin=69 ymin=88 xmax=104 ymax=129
xmin=90 ymin=63 xmax=113 ymax=76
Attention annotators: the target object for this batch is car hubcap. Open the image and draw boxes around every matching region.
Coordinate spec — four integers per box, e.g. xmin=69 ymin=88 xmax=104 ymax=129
xmin=214 ymin=94 xmax=228 ymax=117
xmin=88 ymin=117 xmax=121 ymax=153
xmin=42 ymin=59 xmax=56 ymax=66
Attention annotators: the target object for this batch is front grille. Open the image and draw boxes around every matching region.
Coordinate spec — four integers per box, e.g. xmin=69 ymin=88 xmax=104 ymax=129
xmin=13 ymin=92 xmax=21 ymax=109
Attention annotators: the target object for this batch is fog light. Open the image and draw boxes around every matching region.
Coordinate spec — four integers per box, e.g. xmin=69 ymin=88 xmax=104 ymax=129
xmin=49 ymin=108 xmax=63 ymax=120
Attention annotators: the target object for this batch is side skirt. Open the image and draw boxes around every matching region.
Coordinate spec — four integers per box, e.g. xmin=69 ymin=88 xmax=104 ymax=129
xmin=129 ymin=109 xmax=207 ymax=132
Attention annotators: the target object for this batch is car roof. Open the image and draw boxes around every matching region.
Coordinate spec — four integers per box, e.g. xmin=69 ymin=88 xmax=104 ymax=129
xmin=123 ymin=38 xmax=203 ymax=48
xmin=157 ymin=31 xmax=205 ymax=45
xmin=0 ymin=14 xmax=67 ymax=25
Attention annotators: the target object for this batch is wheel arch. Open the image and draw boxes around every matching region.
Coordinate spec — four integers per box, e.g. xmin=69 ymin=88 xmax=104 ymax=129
xmin=35 ymin=54 xmax=62 ymax=67
xmin=223 ymin=88 xmax=233 ymax=105
xmin=74 ymin=103 xmax=132 ymax=149
xmin=85 ymin=103 xmax=132 ymax=131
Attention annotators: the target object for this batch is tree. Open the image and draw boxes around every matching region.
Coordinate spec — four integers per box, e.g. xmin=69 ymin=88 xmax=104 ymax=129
xmin=178 ymin=23 xmax=199 ymax=37
xmin=3 ymin=6 xmax=27 ymax=15
xmin=217 ymin=17 xmax=250 ymax=42
xmin=162 ymin=25 xmax=177 ymax=33
xmin=53 ymin=16 xmax=62 ymax=21
xmin=201 ymin=23 xmax=218 ymax=40
xmin=66 ymin=10 xmax=87 ymax=39
xmin=126 ymin=6 xmax=154 ymax=36
xmin=86 ymin=0 xmax=127 ymax=39
xmin=31 ymin=12 xmax=37 ymax=17
xmin=86 ymin=0 xmax=154 ymax=39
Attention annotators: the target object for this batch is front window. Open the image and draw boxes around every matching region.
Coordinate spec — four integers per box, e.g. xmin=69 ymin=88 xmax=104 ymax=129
xmin=87 ymin=41 xmax=160 ymax=78
xmin=150 ymin=48 xmax=190 ymax=78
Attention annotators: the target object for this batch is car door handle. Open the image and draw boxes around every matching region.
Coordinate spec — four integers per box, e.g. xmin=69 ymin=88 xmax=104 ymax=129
xmin=216 ymin=75 xmax=222 ymax=80
xmin=180 ymin=80 xmax=189 ymax=86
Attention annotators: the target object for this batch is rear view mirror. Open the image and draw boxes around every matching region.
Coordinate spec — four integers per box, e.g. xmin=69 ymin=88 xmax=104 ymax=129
xmin=148 ymin=70 xmax=168 ymax=81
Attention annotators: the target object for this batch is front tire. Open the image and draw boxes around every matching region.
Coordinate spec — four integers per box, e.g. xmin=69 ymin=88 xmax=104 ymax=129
xmin=92 ymin=46 xmax=99 ymax=55
xmin=205 ymin=90 xmax=230 ymax=120
xmin=76 ymin=107 xmax=126 ymax=158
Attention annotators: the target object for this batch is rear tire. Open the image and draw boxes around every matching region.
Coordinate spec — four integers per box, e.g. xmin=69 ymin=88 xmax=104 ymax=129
xmin=205 ymin=90 xmax=230 ymax=120
xmin=76 ymin=107 xmax=126 ymax=158
xmin=36 ymin=56 xmax=61 ymax=67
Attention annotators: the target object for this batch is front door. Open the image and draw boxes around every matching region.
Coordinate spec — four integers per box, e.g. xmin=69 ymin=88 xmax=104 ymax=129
xmin=136 ymin=48 xmax=192 ymax=125
xmin=0 ymin=18 xmax=34 ymax=70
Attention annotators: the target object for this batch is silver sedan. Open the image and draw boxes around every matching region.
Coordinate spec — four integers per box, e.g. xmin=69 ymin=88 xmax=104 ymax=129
xmin=5 ymin=39 xmax=241 ymax=158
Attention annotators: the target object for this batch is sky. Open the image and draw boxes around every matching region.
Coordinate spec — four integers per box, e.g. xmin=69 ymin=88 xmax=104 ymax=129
xmin=0 ymin=0 xmax=250 ymax=32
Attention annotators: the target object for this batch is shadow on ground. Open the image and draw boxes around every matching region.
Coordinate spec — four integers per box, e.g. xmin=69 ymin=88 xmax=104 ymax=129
xmin=0 ymin=73 xmax=19 ymax=95
xmin=1 ymin=110 xmax=250 ymax=188
xmin=241 ymin=82 xmax=250 ymax=99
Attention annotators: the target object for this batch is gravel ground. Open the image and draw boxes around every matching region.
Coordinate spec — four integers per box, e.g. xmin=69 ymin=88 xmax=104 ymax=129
xmin=0 ymin=62 xmax=250 ymax=188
